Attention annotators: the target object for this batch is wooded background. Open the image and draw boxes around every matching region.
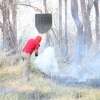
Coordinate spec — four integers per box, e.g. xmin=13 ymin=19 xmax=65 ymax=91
xmin=0 ymin=0 xmax=99 ymax=63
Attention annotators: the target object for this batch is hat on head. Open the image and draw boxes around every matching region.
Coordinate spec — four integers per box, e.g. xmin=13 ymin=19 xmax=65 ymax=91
xmin=35 ymin=35 xmax=42 ymax=43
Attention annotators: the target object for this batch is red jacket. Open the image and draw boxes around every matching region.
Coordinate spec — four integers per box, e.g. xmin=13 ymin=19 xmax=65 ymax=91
xmin=23 ymin=35 xmax=42 ymax=55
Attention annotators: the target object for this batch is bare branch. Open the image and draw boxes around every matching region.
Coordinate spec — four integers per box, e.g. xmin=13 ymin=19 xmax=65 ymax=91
xmin=16 ymin=3 xmax=42 ymax=13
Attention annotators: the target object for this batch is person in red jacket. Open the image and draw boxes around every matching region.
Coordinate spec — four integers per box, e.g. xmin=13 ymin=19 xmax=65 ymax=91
xmin=22 ymin=35 xmax=42 ymax=81
xmin=23 ymin=35 xmax=42 ymax=56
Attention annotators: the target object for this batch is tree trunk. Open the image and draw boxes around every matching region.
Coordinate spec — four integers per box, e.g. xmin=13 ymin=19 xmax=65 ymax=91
xmin=2 ymin=0 xmax=17 ymax=54
xmin=80 ymin=0 xmax=92 ymax=48
xmin=55 ymin=0 xmax=68 ymax=65
xmin=71 ymin=0 xmax=84 ymax=62
xmin=65 ymin=0 xmax=67 ymax=36
xmin=87 ymin=0 xmax=94 ymax=16
xmin=59 ymin=0 xmax=62 ymax=47
xmin=43 ymin=0 xmax=47 ymax=13
xmin=94 ymin=0 xmax=100 ymax=44
xmin=43 ymin=0 xmax=50 ymax=47
xmin=64 ymin=0 xmax=68 ymax=57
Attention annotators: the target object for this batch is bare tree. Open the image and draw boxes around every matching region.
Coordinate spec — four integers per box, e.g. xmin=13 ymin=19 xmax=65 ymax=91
xmin=64 ymin=0 xmax=68 ymax=57
xmin=94 ymin=0 xmax=100 ymax=44
xmin=0 ymin=0 xmax=17 ymax=54
xmin=65 ymin=0 xmax=67 ymax=41
xmin=71 ymin=0 xmax=97 ymax=62
xmin=59 ymin=0 xmax=62 ymax=47
xmin=43 ymin=0 xmax=47 ymax=13
xmin=42 ymin=0 xmax=51 ymax=47
xmin=53 ymin=0 xmax=68 ymax=63
xmin=71 ymin=0 xmax=84 ymax=62
xmin=80 ymin=0 xmax=92 ymax=48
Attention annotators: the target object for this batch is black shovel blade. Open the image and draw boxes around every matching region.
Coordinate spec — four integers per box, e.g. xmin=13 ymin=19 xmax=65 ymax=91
xmin=35 ymin=14 xmax=52 ymax=33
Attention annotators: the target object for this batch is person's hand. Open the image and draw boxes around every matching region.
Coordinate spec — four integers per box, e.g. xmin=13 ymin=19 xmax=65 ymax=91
xmin=35 ymin=49 xmax=38 ymax=56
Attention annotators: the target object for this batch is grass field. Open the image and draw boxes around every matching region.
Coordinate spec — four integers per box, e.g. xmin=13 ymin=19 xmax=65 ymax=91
xmin=0 ymin=64 xmax=100 ymax=100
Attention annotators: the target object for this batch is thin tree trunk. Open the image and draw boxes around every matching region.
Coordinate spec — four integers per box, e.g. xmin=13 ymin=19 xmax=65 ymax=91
xmin=59 ymin=0 xmax=62 ymax=47
xmin=80 ymin=0 xmax=92 ymax=48
xmin=65 ymin=0 xmax=67 ymax=37
xmin=43 ymin=0 xmax=47 ymax=13
xmin=65 ymin=0 xmax=68 ymax=50
xmin=56 ymin=0 xmax=68 ymax=64
xmin=43 ymin=0 xmax=50 ymax=47
xmin=71 ymin=0 xmax=84 ymax=62
xmin=57 ymin=0 xmax=63 ymax=58
xmin=94 ymin=0 xmax=100 ymax=44
xmin=71 ymin=0 xmax=83 ymax=35
xmin=87 ymin=0 xmax=94 ymax=16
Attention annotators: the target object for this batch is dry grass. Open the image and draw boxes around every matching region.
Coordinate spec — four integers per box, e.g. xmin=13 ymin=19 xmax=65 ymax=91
xmin=0 ymin=52 xmax=100 ymax=100
xmin=0 ymin=65 xmax=100 ymax=100
xmin=0 ymin=50 xmax=20 ymax=67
